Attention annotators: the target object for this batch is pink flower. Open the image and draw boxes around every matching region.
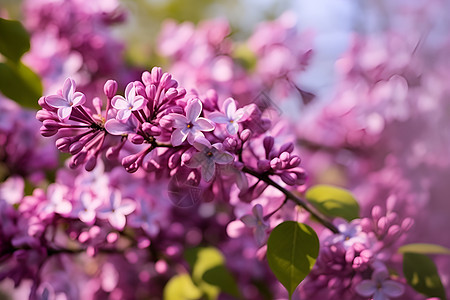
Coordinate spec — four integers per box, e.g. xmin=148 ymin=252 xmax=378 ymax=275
xmin=187 ymin=137 xmax=234 ymax=182
xmin=45 ymin=78 xmax=86 ymax=121
xmin=111 ymin=82 xmax=146 ymax=121
xmin=209 ymin=98 xmax=249 ymax=135
xmin=97 ymin=190 xmax=136 ymax=230
xmin=75 ymin=192 xmax=102 ymax=225
xmin=38 ymin=184 xmax=72 ymax=219
xmin=241 ymin=204 xmax=269 ymax=246
xmin=169 ymin=98 xmax=214 ymax=146
xmin=327 ymin=218 xmax=368 ymax=249
xmin=355 ymin=267 xmax=405 ymax=300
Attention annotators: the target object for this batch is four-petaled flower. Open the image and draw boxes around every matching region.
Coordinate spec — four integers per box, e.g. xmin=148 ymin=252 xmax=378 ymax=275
xmin=355 ymin=266 xmax=405 ymax=300
xmin=187 ymin=137 xmax=234 ymax=182
xmin=169 ymin=98 xmax=214 ymax=146
xmin=76 ymin=192 xmax=102 ymax=225
xmin=97 ymin=190 xmax=136 ymax=230
xmin=240 ymin=204 xmax=269 ymax=247
xmin=328 ymin=218 xmax=368 ymax=249
xmin=209 ymin=98 xmax=248 ymax=135
xmin=111 ymin=82 xmax=146 ymax=121
xmin=46 ymin=78 xmax=86 ymax=121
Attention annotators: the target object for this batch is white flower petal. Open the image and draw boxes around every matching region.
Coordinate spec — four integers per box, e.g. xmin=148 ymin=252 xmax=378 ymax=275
xmin=195 ymin=118 xmax=215 ymax=131
xmin=108 ymin=213 xmax=126 ymax=230
xmin=186 ymin=98 xmax=202 ymax=121
xmin=58 ymin=106 xmax=72 ymax=121
xmin=223 ymin=97 xmax=236 ymax=118
xmin=46 ymin=95 xmax=70 ymax=108
xmin=111 ymin=96 xmax=130 ymax=110
xmin=71 ymin=92 xmax=86 ymax=106
xmin=171 ymin=128 xmax=187 ymax=146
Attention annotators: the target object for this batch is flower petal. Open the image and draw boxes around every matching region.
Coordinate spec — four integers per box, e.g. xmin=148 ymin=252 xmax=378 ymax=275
xmin=124 ymin=82 xmax=134 ymax=101
xmin=187 ymin=152 xmax=204 ymax=168
xmin=71 ymin=92 xmax=86 ymax=106
xmin=111 ymin=96 xmax=129 ymax=110
xmin=58 ymin=107 xmax=72 ymax=121
xmin=241 ymin=215 xmax=258 ymax=227
xmin=254 ymin=224 xmax=267 ymax=246
xmin=118 ymin=199 xmax=136 ymax=215
xmin=195 ymin=118 xmax=215 ymax=131
xmin=169 ymin=114 xmax=188 ymax=128
xmin=171 ymin=128 xmax=187 ymax=146
xmin=208 ymin=112 xmax=228 ymax=124
xmin=226 ymin=122 xmax=239 ymax=135
xmin=192 ymin=137 xmax=211 ymax=151
xmin=63 ymin=78 xmax=76 ymax=101
xmin=201 ymin=161 xmax=216 ymax=182
xmin=382 ymin=281 xmax=405 ymax=297
xmin=373 ymin=290 xmax=388 ymax=300
xmin=186 ymin=98 xmax=202 ymax=121
xmin=252 ymin=204 xmax=264 ymax=219
xmin=46 ymin=95 xmax=69 ymax=108
xmin=116 ymin=109 xmax=132 ymax=121
xmin=187 ymin=130 xmax=204 ymax=144
xmin=108 ymin=212 xmax=126 ymax=230
xmin=214 ymin=152 xmax=234 ymax=164
xmin=105 ymin=119 xmax=135 ymax=135
xmin=223 ymin=97 xmax=237 ymax=118
xmin=355 ymin=280 xmax=377 ymax=297
xmin=132 ymin=96 xmax=146 ymax=110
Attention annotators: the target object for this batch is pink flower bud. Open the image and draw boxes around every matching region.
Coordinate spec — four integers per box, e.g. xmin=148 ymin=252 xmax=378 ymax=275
xmin=56 ymin=137 xmax=72 ymax=152
xmin=129 ymin=133 xmax=145 ymax=144
xmin=279 ymin=151 xmax=290 ymax=162
xmin=257 ymin=159 xmax=271 ymax=172
xmin=104 ymin=80 xmax=118 ymax=98
xmin=151 ymin=67 xmax=162 ymax=84
xmin=141 ymin=71 xmax=152 ymax=86
xmin=84 ymin=155 xmax=98 ymax=171
xmin=270 ymin=157 xmax=282 ymax=170
xmin=40 ymin=126 xmax=58 ymax=137
xmin=288 ymin=156 xmax=301 ymax=168
xmin=69 ymin=141 xmax=84 ymax=155
xmin=279 ymin=142 xmax=294 ymax=154
xmin=43 ymin=119 xmax=61 ymax=130
xmin=240 ymin=129 xmax=252 ymax=142
xmin=280 ymin=171 xmax=296 ymax=185
xmin=168 ymin=152 xmax=181 ymax=169
xmin=263 ymin=136 xmax=274 ymax=157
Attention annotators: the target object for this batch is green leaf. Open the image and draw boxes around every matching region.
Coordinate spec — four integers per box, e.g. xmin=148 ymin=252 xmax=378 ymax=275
xmin=266 ymin=221 xmax=319 ymax=299
xmin=0 ymin=61 xmax=42 ymax=109
xmin=399 ymin=243 xmax=450 ymax=255
xmin=305 ymin=184 xmax=359 ymax=221
xmin=185 ymin=247 xmax=240 ymax=299
xmin=0 ymin=18 xmax=30 ymax=62
xmin=403 ymin=253 xmax=447 ymax=300
xmin=163 ymin=274 xmax=203 ymax=300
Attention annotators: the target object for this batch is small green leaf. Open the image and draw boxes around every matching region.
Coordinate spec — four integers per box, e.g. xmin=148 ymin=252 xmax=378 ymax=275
xmin=399 ymin=243 xmax=450 ymax=255
xmin=305 ymin=184 xmax=359 ymax=221
xmin=0 ymin=61 xmax=42 ymax=109
xmin=403 ymin=253 xmax=446 ymax=300
xmin=185 ymin=247 xmax=240 ymax=299
xmin=233 ymin=44 xmax=257 ymax=71
xmin=163 ymin=273 xmax=203 ymax=300
xmin=0 ymin=18 xmax=30 ymax=62
xmin=267 ymin=221 xmax=319 ymax=299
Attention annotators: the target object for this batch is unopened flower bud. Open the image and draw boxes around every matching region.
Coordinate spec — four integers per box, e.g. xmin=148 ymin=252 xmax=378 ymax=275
xmin=142 ymin=71 xmax=152 ymax=86
xmin=263 ymin=136 xmax=274 ymax=157
xmin=84 ymin=155 xmax=98 ymax=171
xmin=240 ymin=129 xmax=252 ymax=142
xmin=129 ymin=133 xmax=145 ymax=144
xmin=56 ymin=137 xmax=73 ymax=152
xmin=270 ymin=157 xmax=282 ymax=170
xmin=103 ymin=80 xmax=118 ymax=98
xmin=257 ymin=159 xmax=271 ymax=172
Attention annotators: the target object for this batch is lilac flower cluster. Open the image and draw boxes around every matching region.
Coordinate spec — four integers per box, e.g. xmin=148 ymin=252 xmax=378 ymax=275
xmin=22 ymin=0 xmax=127 ymax=95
